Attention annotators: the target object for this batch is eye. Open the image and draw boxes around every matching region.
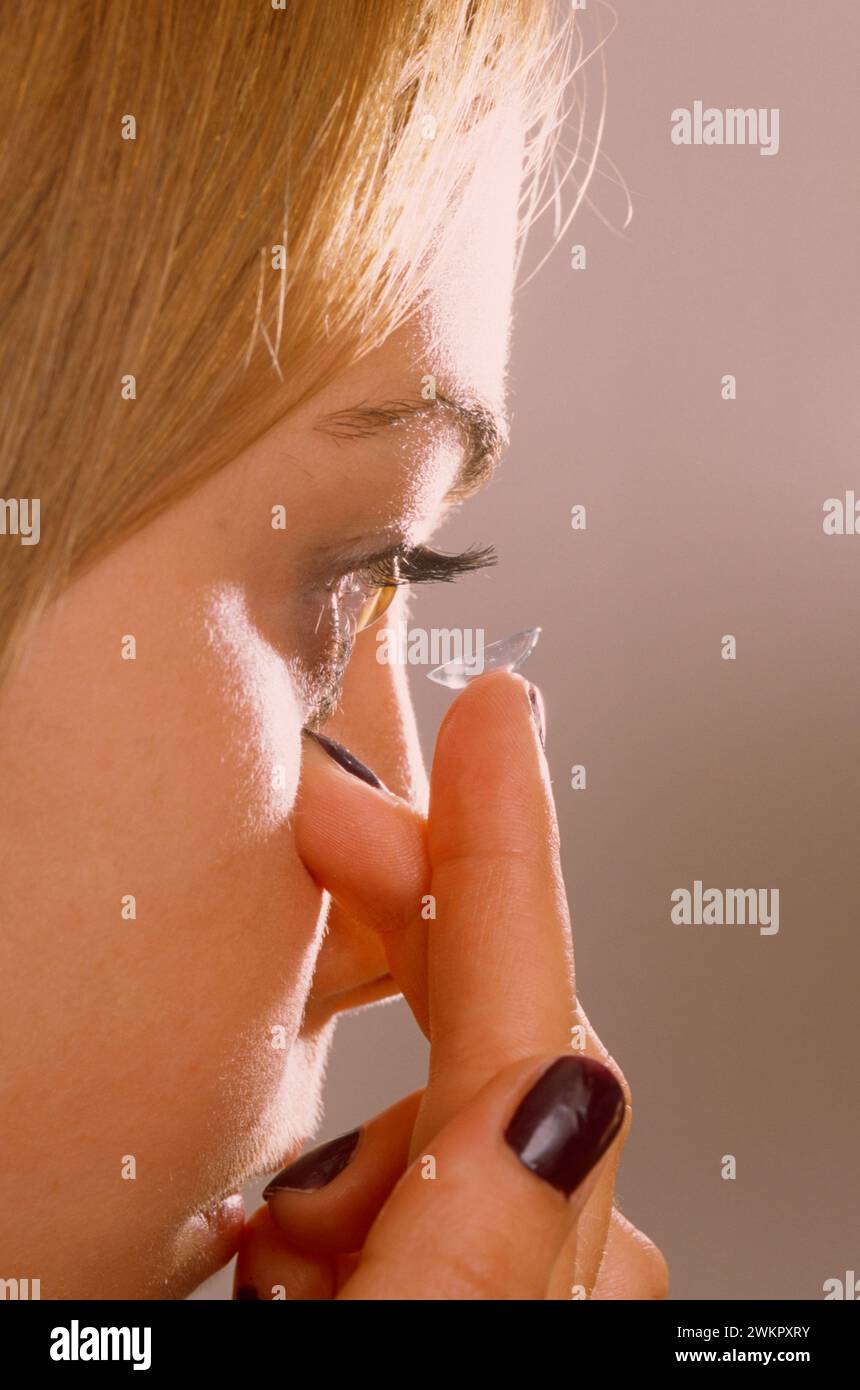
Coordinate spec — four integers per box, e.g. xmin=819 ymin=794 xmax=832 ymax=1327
xmin=355 ymin=582 xmax=397 ymax=631
xmin=302 ymin=543 xmax=498 ymax=726
xmin=330 ymin=539 xmax=499 ymax=641
xmin=327 ymin=559 xmax=401 ymax=642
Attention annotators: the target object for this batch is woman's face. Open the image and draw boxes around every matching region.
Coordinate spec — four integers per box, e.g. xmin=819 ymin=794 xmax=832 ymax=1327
xmin=0 ymin=119 xmax=522 ymax=1297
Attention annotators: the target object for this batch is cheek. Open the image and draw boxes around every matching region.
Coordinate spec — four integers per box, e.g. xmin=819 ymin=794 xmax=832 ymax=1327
xmin=0 ymin=570 xmax=330 ymax=1269
xmin=124 ymin=588 xmax=335 ymax=1196
xmin=201 ymin=583 xmax=304 ymax=839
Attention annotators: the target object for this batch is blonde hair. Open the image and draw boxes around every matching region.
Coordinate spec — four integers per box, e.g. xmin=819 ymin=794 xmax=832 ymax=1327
xmin=0 ymin=0 xmax=577 ymax=681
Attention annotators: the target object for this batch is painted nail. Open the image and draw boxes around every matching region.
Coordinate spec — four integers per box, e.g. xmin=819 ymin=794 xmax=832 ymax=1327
xmin=427 ymin=626 xmax=541 ymax=688
xmin=302 ymin=730 xmax=387 ymax=791
xmin=527 ymin=682 xmax=546 ymax=749
xmin=234 ymin=1285 xmax=260 ymax=1300
xmin=504 ymin=1057 xmax=625 ymax=1198
xmin=263 ymin=1128 xmax=361 ymax=1197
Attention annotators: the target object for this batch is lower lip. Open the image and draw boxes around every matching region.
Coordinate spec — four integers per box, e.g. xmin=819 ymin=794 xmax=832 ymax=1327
xmin=182 ymin=1193 xmax=246 ymax=1288
xmin=204 ymin=1192 xmax=246 ymax=1255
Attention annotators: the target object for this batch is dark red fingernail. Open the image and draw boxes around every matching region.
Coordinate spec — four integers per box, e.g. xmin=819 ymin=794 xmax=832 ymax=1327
xmin=505 ymin=1057 xmax=625 ymax=1197
xmin=303 ymin=730 xmax=387 ymax=790
xmin=263 ymin=1127 xmax=361 ymax=1197
xmin=527 ymin=683 xmax=546 ymax=749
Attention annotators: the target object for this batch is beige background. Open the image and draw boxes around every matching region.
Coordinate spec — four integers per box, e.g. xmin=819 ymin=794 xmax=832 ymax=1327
xmin=195 ymin=0 xmax=859 ymax=1300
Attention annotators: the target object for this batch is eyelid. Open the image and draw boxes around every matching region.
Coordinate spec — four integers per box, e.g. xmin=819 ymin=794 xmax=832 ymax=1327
xmin=350 ymin=542 xmax=498 ymax=588
xmin=303 ymin=541 xmax=498 ymax=726
xmin=325 ymin=542 xmax=498 ymax=641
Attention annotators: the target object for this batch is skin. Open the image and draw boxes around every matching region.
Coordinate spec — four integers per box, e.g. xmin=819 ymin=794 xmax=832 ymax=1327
xmin=240 ymin=671 xmax=668 ymax=1299
xmin=0 ymin=106 xmax=667 ymax=1299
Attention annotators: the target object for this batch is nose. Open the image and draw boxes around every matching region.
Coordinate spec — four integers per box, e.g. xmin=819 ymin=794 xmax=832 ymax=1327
xmin=302 ymin=603 xmax=428 ymax=1017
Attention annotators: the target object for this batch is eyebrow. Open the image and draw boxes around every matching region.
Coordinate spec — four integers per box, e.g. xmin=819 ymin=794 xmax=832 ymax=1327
xmin=314 ymin=389 xmax=509 ymax=499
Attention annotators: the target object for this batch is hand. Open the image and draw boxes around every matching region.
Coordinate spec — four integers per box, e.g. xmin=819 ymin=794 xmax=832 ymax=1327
xmin=233 ymin=671 xmax=668 ymax=1299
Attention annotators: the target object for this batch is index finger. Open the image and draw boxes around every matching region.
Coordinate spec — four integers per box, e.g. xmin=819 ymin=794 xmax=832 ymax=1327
xmin=409 ymin=669 xmax=578 ymax=1157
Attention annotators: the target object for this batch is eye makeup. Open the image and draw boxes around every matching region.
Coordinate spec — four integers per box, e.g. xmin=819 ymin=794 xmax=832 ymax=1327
xmin=301 ymin=541 xmax=498 ymax=725
xmin=338 ymin=541 xmax=497 ymax=618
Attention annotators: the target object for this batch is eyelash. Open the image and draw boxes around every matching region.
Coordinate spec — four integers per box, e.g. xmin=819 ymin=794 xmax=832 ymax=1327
xmin=353 ymin=541 xmax=497 ymax=589
xmin=304 ymin=542 xmax=497 ymax=726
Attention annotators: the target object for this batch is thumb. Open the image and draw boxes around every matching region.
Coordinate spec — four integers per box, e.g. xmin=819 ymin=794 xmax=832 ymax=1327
xmin=338 ymin=1054 xmax=625 ymax=1301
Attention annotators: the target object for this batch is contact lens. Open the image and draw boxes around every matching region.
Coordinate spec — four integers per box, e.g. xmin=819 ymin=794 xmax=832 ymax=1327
xmin=356 ymin=583 xmax=397 ymax=631
xmin=427 ymin=626 xmax=541 ymax=688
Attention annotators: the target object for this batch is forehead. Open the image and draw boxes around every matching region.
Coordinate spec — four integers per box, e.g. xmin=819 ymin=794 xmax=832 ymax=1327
xmin=248 ymin=108 xmax=525 ymax=529
xmin=310 ymin=100 xmax=524 ymax=421
xmin=417 ymin=101 xmax=525 ymax=416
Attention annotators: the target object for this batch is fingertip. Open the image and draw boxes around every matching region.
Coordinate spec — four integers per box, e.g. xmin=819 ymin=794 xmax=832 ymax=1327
xmin=293 ymin=731 xmax=429 ymax=933
xmin=233 ymin=1204 xmax=335 ymax=1301
xmin=436 ymin=667 xmax=534 ymax=742
xmin=428 ymin=669 xmax=553 ymax=865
